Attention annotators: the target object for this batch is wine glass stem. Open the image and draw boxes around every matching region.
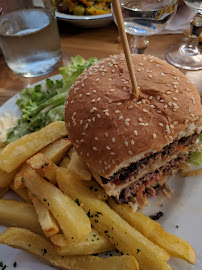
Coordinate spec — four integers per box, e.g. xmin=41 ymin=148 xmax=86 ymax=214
xmin=180 ymin=13 xmax=202 ymax=56
xmin=129 ymin=36 xmax=149 ymax=54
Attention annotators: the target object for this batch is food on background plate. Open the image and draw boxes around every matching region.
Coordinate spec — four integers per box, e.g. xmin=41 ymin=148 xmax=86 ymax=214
xmin=65 ymin=53 xmax=202 ymax=209
xmin=54 ymin=0 xmax=111 ymax=16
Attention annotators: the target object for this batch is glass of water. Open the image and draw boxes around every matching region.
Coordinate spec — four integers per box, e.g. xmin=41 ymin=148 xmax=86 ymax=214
xmin=166 ymin=1 xmax=202 ymax=70
xmin=0 ymin=0 xmax=62 ymax=77
xmin=112 ymin=0 xmax=178 ymax=54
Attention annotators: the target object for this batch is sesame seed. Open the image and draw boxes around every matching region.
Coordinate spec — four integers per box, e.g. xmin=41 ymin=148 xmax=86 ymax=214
xmin=115 ymin=110 xmax=120 ymax=113
xmin=82 ymin=132 xmax=86 ymax=135
xmin=86 ymin=92 xmax=90 ymax=96
xmin=97 ymin=114 xmax=101 ymax=118
xmin=96 ymin=78 xmax=99 ymax=81
xmin=110 ymin=89 xmax=115 ymax=92
xmin=149 ymin=96 xmax=153 ymax=100
xmin=175 ymin=90 xmax=179 ymax=93
xmin=142 ymin=99 xmax=146 ymax=104
xmin=138 ymin=118 xmax=143 ymax=122
xmin=93 ymin=147 xmax=97 ymax=151
xmin=157 ymin=111 xmax=162 ymax=114
xmin=134 ymin=130 xmax=138 ymax=136
xmin=143 ymin=109 xmax=147 ymax=112
xmin=144 ymin=123 xmax=149 ymax=126
xmin=166 ymin=91 xmax=171 ymax=95
xmin=105 ymin=132 xmax=108 ymax=137
xmin=112 ymin=69 xmax=115 ymax=73
xmin=139 ymin=63 xmax=143 ymax=66
xmin=73 ymin=122 xmax=76 ymax=126
xmin=149 ymin=75 xmax=152 ymax=78
xmin=110 ymin=152 xmax=115 ymax=156
xmin=172 ymin=102 xmax=177 ymax=107
xmin=119 ymin=115 xmax=123 ymax=120
xmin=112 ymin=137 xmax=116 ymax=143
xmin=137 ymin=69 xmax=141 ymax=72
xmin=128 ymin=151 xmax=133 ymax=155
xmin=93 ymin=90 xmax=97 ymax=93
xmin=91 ymin=99 xmax=96 ymax=103
xmin=149 ymin=59 xmax=153 ymax=62
xmin=186 ymin=88 xmax=190 ymax=92
xmin=172 ymin=82 xmax=179 ymax=85
xmin=124 ymin=141 xmax=129 ymax=147
xmin=150 ymin=105 xmax=155 ymax=108
xmin=87 ymin=152 xmax=89 ymax=157
xmin=123 ymin=87 xmax=127 ymax=91
xmin=159 ymin=123 xmax=164 ymax=127
xmin=106 ymin=146 xmax=111 ymax=150
xmin=190 ymin=114 xmax=195 ymax=117
xmin=90 ymin=107 xmax=97 ymax=113
xmin=185 ymin=119 xmax=189 ymax=124
xmin=170 ymin=124 xmax=174 ymax=128
xmin=128 ymin=105 xmax=133 ymax=109
xmin=117 ymin=102 xmax=122 ymax=106
xmin=71 ymin=100 xmax=74 ymax=104
xmin=161 ymin=72 xmax=165 ymax=76
xmin=168 ymin=102 xmax=172 ymax=107
xmin=125 ymin=122 xmax=130 ymax=126
xmin=85 ymin=123 xmax=88 ymax=129
xmin=105 ymin=112 xmax=109 ymax=116
xmin=125 ymin=118 xmax=130 ymax=122
xmin=174 ymin=121 xmax=178 ymax=125
xmin=80 ymin=139 xmax=84 ymax=143
xmin=131 ymin=139 xmax=135 ymax=145
xmin=169 ymin=136 xmax=173 ymax=140
xmin=157 ymin=95 xmax=160 ymax=100
xmin=139 ymin=123 xmax=145 ymax=126
xmin=80 ymin=120 xmax=83 ymax=125
xmin=95 ymin=137 xmax=98 ymax=141
xmin=160 ymin=99 xmax=165 ymax=103
xmin=137 ymin=101 xmax=142 ymax=105
xmin=87 ymin=119 xmax=91 ymax=123
xmin=164 ymin=105 xmax=168 ymax=109
xmin=173 ymin=97 xmax=178 ymax=101
xmin=153 ymin=133 xmax=157 ymax=139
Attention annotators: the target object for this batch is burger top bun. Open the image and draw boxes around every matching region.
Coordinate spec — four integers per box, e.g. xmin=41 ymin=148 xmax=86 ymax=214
xmin=65 ymin=54 xmax=202 ymax=178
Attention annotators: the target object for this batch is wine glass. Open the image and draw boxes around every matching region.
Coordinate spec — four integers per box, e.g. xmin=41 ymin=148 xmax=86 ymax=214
xmin=166 ymin=1 xmax=202 ymax=70
xmin=112 ymin=0 xmax=178 ymax=54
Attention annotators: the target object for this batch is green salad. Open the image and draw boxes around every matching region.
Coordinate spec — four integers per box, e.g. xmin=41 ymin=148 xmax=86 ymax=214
xmin=6 ymin=56 xmax=99 ymax=143
xmin=5 ymin=55 xmax=202 ymax=167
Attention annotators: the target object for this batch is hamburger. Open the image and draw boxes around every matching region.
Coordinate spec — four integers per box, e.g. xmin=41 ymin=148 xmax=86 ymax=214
xmin=65 ymin=54 xmax=202 ymax=208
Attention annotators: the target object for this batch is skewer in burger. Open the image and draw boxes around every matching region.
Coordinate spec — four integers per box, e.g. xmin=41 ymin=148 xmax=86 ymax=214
xmin=65 ymin=54 xmax=202 ymax=208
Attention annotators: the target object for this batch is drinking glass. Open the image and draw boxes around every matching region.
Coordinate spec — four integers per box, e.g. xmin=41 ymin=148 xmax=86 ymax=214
xmin=0 ymin=0 xmax=62 ymax=77
xmin=112 ymin=0 xmax=178 ymax=54
xmin=166 ymin=1 xmax=202 ymax=70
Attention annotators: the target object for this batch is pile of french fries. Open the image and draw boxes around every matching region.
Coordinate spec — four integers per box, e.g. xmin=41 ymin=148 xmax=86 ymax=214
xmin=0 ymin=121 xmax=197 ymax=270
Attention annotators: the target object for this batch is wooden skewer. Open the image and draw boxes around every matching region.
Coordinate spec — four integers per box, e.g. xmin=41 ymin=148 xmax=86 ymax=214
xmin=112 ymin=0 xmax=139 ymax=99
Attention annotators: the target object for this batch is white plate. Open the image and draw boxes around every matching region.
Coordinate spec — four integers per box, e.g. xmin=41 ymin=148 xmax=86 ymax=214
xmin=56 ymin=11 xmax=113 ymax=28
xmin=0 ymin=76 xmax=202 ymax=270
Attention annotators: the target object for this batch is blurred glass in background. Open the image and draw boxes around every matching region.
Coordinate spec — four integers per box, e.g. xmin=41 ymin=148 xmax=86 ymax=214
xmin=0 ymin=0 xmax=62 ymax=77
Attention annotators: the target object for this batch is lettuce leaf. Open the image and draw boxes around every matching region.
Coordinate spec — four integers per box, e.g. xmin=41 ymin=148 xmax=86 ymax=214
xmin=6 ymin=56 xmax=99 ymax=143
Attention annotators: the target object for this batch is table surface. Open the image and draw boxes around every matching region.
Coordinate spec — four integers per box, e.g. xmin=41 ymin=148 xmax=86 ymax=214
xmin=0 ymin=22 xmax=201 ymax=106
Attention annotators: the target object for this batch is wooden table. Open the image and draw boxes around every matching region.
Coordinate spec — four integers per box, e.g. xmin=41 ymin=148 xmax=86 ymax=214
xmin=0 ymin=22 xmax=202 ymax=106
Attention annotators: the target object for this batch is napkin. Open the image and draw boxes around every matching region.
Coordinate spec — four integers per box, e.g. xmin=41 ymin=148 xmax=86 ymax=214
xmin=160 ymin=5 xmax=197 ymax=34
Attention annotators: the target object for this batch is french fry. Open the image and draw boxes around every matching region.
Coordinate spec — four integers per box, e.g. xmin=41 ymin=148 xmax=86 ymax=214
xmin=27 ymin=153 xmax=57 ymax=185
xmin=68 ymin=148 xmax=92 ymax=180
xmin=0 ymin=199 xmax=42 ymax=234
xmin=28 ymin=191 xmax=59 ymax=238
xmin=40 ymin=138 xmax=72 ymax=164
xmin=13 ymin=163 xmax=30 ymax=190
xmin=0 ymin=187 xmax=9 ymax=198
xmin=84 ymin=179 xmax=108 ymax=201
xmin=59 ymin=156 xmax=71 ymax=168
xmin=0 ymin=121 xmax=68 ymax=173
xmin=23 ymin=168 xmax=91 ymax=243
xmin=50 ymin=229 xmax=113 ymax=256
xmin=9 ymin=183 xmax=31 ymax=203
xmin=0 ymin=228 xmax=138 ymax=270
xmin=56 ymin=167 xmax=171 ymax=270
xmin=108 ymin=197 xmax=196 ymax=265
xmin=0 ymin=168 xmax=17 ymax=188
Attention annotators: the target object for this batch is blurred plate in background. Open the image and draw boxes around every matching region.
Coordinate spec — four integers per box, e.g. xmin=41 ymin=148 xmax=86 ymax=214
xmin=55 ymin=11 xmax=113 ymax=28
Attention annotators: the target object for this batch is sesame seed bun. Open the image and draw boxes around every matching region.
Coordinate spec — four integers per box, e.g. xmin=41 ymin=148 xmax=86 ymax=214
xmin=65 ymin=54 xmax=202 ymax=179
